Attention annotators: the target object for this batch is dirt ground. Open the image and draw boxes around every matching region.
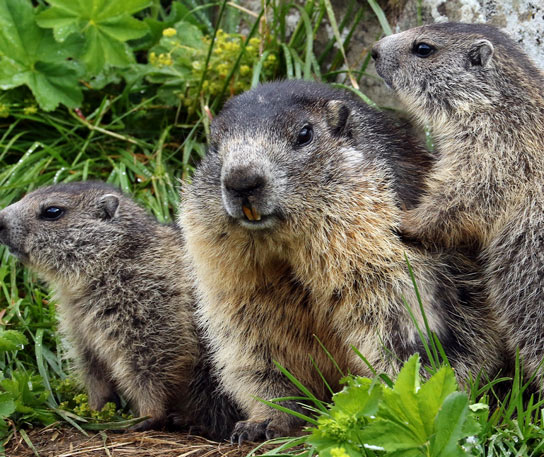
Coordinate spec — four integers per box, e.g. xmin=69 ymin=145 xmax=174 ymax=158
xmin=5 ymin=427 xmax=277 ymax=457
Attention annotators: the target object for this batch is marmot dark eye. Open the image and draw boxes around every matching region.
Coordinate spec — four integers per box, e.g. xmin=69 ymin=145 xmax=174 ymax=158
xmin=41 ymin=206 xmax=64 ymax=220
xmin=296 ymin=125 xmax=313 ymax=146
xmin=413 ymin=42 xmax=435 ymax=58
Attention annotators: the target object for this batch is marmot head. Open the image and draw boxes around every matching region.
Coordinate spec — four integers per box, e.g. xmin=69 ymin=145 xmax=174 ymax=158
xmin=183 ymin=80 xmax=403 ymax=254
xmin=372 ymin=22 xmax=542 ymax=121
xmin=0 ymin=182 xmax=151 ymax=281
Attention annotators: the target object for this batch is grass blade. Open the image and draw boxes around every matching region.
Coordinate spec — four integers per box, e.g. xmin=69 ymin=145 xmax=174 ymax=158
xmin=322 ymin=0 xmax=358 ymax=88
xmin=366 ymin=0 xmax=392 ymax=35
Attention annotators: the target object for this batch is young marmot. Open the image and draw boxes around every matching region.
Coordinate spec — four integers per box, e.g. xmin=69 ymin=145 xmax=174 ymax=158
xmin=179 ymin=80 xmax=503 ymax=443
xmin=372 ymin=23 xmax=544 ymax=381
xmin=0 ymin=182 xmax=240 ymax=437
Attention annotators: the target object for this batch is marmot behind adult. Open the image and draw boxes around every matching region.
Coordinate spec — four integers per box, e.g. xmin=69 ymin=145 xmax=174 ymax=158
xmin=0 ymin=182 xmax=240 ymax=438
xmin=373 ymin=23 xmax=544 ymax=381
xmin=179 ymin=80 xmax=503 ymax=443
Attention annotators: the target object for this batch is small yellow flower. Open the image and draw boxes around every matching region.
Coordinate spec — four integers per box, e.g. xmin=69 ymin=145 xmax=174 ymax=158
xmin=0 ymin=103 xmax=9 ymax=118
xmin=157 ymin=53 xmax=173 ymax=66
xmin=330 ymin=447 xmax=349 ymax=457
xmin=216 ymin=63 xmax=230 ymax=77
xmin=149 ymin=51 xmax=158 ymax=65
xmin=249 ymin=37 xmax=260 ymax=47
xmin=224 ymin=41 xmax=239 ymax=52
xmin=239 ymin=65 xmax=250 ymax=76
xmin=23 ymin=106 xmax=37 ymax=115
xmin=162 ymin=27 xmax=177 ymax=37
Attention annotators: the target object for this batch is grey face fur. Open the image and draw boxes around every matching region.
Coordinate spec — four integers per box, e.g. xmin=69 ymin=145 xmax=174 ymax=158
xmin=371 ymin=23 xmax=543 ymax=119
xmin=0 ymin=182 xmax=148 ymax=280
xmin=205 ymin=81 xmax=420 ymax=237
xmin=216 ymin=88 xmax=356 ymax=231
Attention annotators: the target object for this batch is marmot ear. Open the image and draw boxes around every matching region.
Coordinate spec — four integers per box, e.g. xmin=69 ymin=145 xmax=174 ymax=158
xmin=325 ymin=100 xmax=351 ymax=136
xmin=469 ymin=39 xmax=494 ymax=67
xmin=100 ymin=194 xmax=120 ymax=219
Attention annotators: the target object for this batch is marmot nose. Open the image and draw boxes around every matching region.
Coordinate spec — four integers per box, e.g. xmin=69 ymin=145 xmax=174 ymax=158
xmin=223 ymin=169 xmax=266 ymax=198
xmin=371 ymin=46 xmax=379 ymax=61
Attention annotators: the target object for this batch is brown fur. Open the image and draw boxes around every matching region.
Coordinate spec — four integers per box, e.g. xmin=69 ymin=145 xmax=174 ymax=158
xmin=179 ymin=81 xmax=503 ymax=442
xmin=373 ymin=22 xmax=544 ymax=381
xmin=0 ymin=182 xmax=240 ymax=437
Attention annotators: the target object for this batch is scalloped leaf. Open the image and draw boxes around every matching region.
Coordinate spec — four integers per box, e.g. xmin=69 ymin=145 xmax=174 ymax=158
xmin=36 ymin=0 xmax=151 ymax=74
xmin=0 ymin=0 xmax=83 ymax=111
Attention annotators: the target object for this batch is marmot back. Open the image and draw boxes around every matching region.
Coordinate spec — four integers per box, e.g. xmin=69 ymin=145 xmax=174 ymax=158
xmin=180 ymin=80 xmax=503 ymax=443
xmin=0 ymin=182 xmax=240 ymax=438
xmin=373 ymin=22 xmax=544 ymax=383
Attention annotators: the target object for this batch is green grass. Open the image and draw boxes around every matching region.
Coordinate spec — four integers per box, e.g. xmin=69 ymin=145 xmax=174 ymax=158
xmin=0 ymin=0 xmax=543 ymax=455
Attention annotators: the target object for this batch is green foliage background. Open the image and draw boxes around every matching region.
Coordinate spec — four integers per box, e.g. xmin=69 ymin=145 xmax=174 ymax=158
xmin=1 ymin=0 xmax=544 ymax=455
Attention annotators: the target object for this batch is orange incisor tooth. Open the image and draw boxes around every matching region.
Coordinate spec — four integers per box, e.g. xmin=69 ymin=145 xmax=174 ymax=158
xmin=251 ymin=207 xmax=261 ymax=221
xmin=242 ymin=205 xmax=254 ymax=221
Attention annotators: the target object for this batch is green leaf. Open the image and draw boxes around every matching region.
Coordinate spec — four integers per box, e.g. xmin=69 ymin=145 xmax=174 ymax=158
xmin=360 ymin=419 xmax=424 ymax=453
xmin=0 ymin=329 xmax=28 ymax=352
xmin=83 ymin=26 xmax=134 ymax=73
xmin=417 ymin=366 xmax=458 ymax=436
xmin=0 ymin=0 xmax=83 ymax=111
xmin=34 ymin=10 xmax=80 ymax=42
xmin=307 ymin=377 xmax=381 ymax=456
xmin=1 ymin=371 xmax=50 ymax=413
xmin=36 ymin=0 xmax=151 ymax=74
xmin=0 ymin=392 xmax=16 ymax=417
xmin=429 ymin=391 xmax=479 ymax=457
xmin=393 ymin=354 xmax=421 ymax=398
xmin=99 ymin=16 xmax=149 ymax=42
xmin=378 ymin=355 xmax=426 ymax=441
xmin=387 ymin=451 xmax=424 ymax=457
xmin=332 ymin=377 xmax=382 ymax=418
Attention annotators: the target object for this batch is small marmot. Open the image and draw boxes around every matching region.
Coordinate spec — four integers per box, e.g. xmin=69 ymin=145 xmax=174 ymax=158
xmin=179 ymin=80 xmax=503 ymax=442
xmin=372 ymin=22 xmax=544 ymax=381
xmin=0 ymin=182 xmax=240 ymax=437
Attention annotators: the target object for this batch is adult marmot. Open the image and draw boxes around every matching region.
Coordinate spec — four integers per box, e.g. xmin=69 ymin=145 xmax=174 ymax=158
xmin=0 ymin=182 xmax=240 ymax=437
xmin=179 ymin=80 xmax=502 ymax=442
xmin=373 ymin=22 xmax=544 ymax=382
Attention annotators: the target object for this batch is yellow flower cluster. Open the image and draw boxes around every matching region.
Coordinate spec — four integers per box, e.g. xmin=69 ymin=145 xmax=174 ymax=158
xmin=330 ymin=447 xmax=350 ymax=457
xmin=149 ymin=51 xmax=174 ymax=67
xmin=149 ymin=25 xmax=278 ymax=114
xmin=56 ymin=378 xmax=131 ymax=422
xmin=23 ymin=105 xmax=38 ymax=115
xmin=186 ymin=31 xmax=276 ymax=110
xmin=162 ymin=27 xmax=177 ymax=37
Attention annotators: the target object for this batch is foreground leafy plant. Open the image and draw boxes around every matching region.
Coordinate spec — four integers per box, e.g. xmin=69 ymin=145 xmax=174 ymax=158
xmin=306 ymin=355 xmax=483 ymax=457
